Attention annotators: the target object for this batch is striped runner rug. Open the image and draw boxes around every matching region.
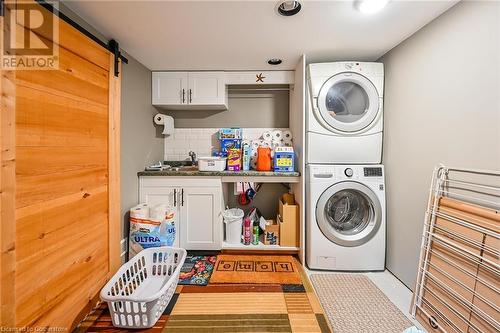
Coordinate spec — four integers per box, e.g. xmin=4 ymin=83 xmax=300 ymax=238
xmin=78 ymin=256 xmax=332 ymax=332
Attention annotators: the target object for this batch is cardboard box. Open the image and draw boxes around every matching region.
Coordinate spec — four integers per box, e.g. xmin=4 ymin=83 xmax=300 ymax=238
xmin=262 ymin=219 xmax=279 ymax=245
xmin=278 ymin=193 xmax=299 ymax=247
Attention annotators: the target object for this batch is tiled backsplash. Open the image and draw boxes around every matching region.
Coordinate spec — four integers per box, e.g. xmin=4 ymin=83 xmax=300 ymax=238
xmin=164 ymin=128 xmax=290 ymax=161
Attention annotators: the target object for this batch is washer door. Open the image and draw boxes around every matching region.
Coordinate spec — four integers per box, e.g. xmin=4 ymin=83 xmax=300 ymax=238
xmin=316 ymin=181 xmax=381 ymax=247
xmin=317 ymin=72 xmax=380 ymax=133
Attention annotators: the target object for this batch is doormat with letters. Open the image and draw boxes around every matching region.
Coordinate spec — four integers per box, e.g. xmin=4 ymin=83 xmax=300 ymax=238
xmin=209 ymin=255 xmax=302 ymax=284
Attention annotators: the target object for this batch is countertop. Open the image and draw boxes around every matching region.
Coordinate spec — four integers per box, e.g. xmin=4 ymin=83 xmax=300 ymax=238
xmin=138 ymin=170 xmax=300 ymax=177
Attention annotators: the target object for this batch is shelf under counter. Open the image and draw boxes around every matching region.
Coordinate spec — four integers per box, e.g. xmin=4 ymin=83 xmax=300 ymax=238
xmin=138 ymin=170 xmax=300 ymax=183
xmin=222 ymin=241 xmax=299 ymax=252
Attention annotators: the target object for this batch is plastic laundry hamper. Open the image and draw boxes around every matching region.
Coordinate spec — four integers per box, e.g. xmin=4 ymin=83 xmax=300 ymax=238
xmin=100 ymin=246 xmax=186 ymax=328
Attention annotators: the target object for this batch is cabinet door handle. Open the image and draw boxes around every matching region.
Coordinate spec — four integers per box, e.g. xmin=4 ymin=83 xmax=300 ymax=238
xmin=189 ymin=89 xmax=192 ymax=103
xmin=181 ymin=188 xmax=184 ymax=206
xmin=182 ymin=89 xmax=185 ymax=103
xmin=173 ymin=189 xmax=177 ymax=207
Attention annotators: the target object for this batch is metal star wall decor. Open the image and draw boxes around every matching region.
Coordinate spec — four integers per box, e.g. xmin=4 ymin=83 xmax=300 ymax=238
xmin=256 ymin=73 xmax=266 ymax=83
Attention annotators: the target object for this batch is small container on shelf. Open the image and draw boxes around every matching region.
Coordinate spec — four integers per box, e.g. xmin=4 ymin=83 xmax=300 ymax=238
xmin=262 ymin=219 xmax=280 ymax=245
xmin=198 ymin=156 xmax=227 ymax=172
xmin=274 ymin=146 xmax=295 ymax=172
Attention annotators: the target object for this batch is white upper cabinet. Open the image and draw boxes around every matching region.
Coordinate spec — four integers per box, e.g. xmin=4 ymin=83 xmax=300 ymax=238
xmin=152 ymin=72 xmax=188 ymax=105
xmin=152 ymin=71 xmax=227 ymax=109
xmin=187 ymin=72 xmax=226 ymax=106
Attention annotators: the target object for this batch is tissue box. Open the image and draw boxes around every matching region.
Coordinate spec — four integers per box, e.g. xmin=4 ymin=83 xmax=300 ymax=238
xmin=274 ymin=147 xmax=295 ymax=172
xmin=261 ymin=219 xmax=280 ymax=245
xmin=219 ymin=128 xmax=242 ymax=140
xmin=220 ymin=139 xmax=241 ymax=156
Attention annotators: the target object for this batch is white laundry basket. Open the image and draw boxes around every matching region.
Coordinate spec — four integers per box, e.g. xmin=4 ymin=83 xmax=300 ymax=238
xmin=223 ymin=208 xmax=244 ymax=244
xmin=100 ymin=246 xmax=186 ymax=328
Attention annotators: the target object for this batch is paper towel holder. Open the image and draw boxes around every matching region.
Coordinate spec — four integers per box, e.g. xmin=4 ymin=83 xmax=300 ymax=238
xmin=153 ymin=113 xmax=174 ymax=136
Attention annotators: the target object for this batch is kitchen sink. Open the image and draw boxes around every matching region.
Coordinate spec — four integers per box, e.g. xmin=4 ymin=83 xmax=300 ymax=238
xmin=172 ymin=165 xmax=198 ymax=172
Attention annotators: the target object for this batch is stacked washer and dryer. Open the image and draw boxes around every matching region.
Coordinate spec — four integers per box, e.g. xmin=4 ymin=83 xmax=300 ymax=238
xmin=305 ymin=62 xmax=386 ymax=271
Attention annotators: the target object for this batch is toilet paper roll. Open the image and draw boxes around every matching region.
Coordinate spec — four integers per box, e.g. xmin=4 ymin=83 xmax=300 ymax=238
xmin=262 ymin=131 xmax=273 ymax=141
xmin=283 ymin=136 xmax=293 ymax=145
xmin=261 ymin=140 xmax=271 ymax=147
xmin=250 ymin=159 xmax=257 ymax=170
xmin=271 ymin=129 xmax=283 ymax=141
xmin=282 ymin=130 xmax=293 ymax=140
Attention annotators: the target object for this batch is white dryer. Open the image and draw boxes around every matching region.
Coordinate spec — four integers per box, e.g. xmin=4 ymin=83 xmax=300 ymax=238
xmin=306 ymin=164 xmax=386 ymax=271
xmin=306 ymin=62 xmax=384 ymax=164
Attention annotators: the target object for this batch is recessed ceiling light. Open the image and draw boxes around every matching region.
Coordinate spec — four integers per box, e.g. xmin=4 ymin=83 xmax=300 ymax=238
xmin=355 ymin=0 xmax=390 ymax=15
xmin=276 ymin=1 xmax=302 ymax=17
xmin=268 ymin=58 xmax=283 ymax=65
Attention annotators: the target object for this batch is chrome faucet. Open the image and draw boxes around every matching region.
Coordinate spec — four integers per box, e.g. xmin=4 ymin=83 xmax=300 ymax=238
xmin=188 ymin=151 xmax=197 ymax=165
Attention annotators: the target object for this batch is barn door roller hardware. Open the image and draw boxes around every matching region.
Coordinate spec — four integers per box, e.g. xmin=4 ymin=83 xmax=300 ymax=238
xmin=108 ymin=39 xmax=124 ymax=77
xmin=32 ymin=0 xmax=128 ymax=76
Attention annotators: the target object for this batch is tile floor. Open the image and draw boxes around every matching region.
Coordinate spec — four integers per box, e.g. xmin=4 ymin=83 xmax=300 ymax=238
xmin=305 ymin=268 xmax=424 ymax=330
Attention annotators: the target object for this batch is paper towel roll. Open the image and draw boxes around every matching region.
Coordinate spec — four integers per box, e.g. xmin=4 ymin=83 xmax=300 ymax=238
xmin=154 ymin=114 xmax=165 ymax=125
xmin=130 ymin=204 xmax=149 ymax=219
xmin=271 ymin=129 xmax=283 ymax=141
xmin=154 ymin=113 xmax=174 ymax=135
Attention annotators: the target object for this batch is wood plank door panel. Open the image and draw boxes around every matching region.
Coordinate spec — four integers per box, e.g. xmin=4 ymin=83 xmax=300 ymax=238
xmin=1 ymin=1 xmax=120 ymax=329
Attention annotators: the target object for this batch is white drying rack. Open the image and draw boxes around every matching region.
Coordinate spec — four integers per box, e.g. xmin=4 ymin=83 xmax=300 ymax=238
xmin=411 ymin=165 xmax=500 ymax=333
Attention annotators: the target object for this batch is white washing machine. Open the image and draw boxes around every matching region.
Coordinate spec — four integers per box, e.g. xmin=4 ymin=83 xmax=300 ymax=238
xmin=306 ymin=164 xmax=386 ymax=271
xmin=306 ymin=62 xmax=384 ymax=164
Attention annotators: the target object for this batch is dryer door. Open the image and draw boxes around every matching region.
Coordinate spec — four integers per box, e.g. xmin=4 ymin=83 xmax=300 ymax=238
xmin=316 ymin=181 xmax=381 ymax=247
xmin=317 ymin=72 xmax=380 ymax=133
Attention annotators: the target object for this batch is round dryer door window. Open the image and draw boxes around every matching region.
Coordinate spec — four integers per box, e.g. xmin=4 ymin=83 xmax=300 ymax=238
xmin=316 ymin=181 xmax=382 ymax=247
xmin=317 ymin=72 xmax=380 ymax=132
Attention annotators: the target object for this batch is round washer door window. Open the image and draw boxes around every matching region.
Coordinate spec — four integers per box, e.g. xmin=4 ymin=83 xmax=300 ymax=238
xmin=317 ymin=73 xmax=380 ymax=132
xmin=316 ymin=181 xmax=381 ymax=247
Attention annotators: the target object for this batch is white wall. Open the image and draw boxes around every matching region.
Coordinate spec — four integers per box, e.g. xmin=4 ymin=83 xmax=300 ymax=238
xmin=121 ymin=59 xmax=164 ymax=237
xmin=379 ymin=1 xmax=500 ymax=289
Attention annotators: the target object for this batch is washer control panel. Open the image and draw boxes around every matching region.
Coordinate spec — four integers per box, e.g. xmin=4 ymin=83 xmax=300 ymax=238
xmin=364 ymin=167 xmax=383 ymax=177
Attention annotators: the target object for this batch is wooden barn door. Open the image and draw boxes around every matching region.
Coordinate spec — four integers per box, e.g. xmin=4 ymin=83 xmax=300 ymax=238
xmin=1 ymin=1 xmax=121 ymax=329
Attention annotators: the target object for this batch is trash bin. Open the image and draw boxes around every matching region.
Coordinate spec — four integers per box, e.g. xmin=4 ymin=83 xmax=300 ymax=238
xmin=223 ymin=208 xmax=244 ymax=244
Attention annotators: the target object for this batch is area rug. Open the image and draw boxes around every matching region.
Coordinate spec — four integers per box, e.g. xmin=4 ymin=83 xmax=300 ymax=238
xmin=209 ymin=255 xmax=302 ymax=284
xmin=310 ymin=274 xmax=412 ymax=333
xmin=78 ymin=256 xmax=332 ymax=332
xmin=178 ymin=255 xmax=216 ymax=286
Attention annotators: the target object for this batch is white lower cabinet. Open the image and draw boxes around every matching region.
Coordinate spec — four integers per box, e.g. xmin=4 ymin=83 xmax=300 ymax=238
xmin=139 ymin=177 xmax=223 ymax=250
xmin=179 ymin=187 xmax=222 ymax=250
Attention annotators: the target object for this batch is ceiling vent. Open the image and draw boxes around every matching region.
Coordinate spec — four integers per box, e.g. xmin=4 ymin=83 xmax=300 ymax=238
xmin=276 ymin=1 xmax=302 ymax=17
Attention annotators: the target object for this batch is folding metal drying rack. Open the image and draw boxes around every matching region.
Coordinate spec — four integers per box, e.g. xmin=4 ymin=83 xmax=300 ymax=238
xmin=412 ymin=165 xmax=500 ymax=333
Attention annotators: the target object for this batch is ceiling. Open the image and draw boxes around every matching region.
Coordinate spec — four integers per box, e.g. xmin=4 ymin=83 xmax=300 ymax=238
xmin=62 ymin=0 xmax=457 ymax=70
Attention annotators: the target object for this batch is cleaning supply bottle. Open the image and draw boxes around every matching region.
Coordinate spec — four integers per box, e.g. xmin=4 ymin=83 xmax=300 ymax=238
xmin=252 ymin=220 xmax=259 ymax=245
xmin=243 ymin=217 xmax=251 ymax=245
xmin=242 ymin=143 xmax=251 ymax=171
xmin=257 ymin=147 xmax=272 ymax=171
